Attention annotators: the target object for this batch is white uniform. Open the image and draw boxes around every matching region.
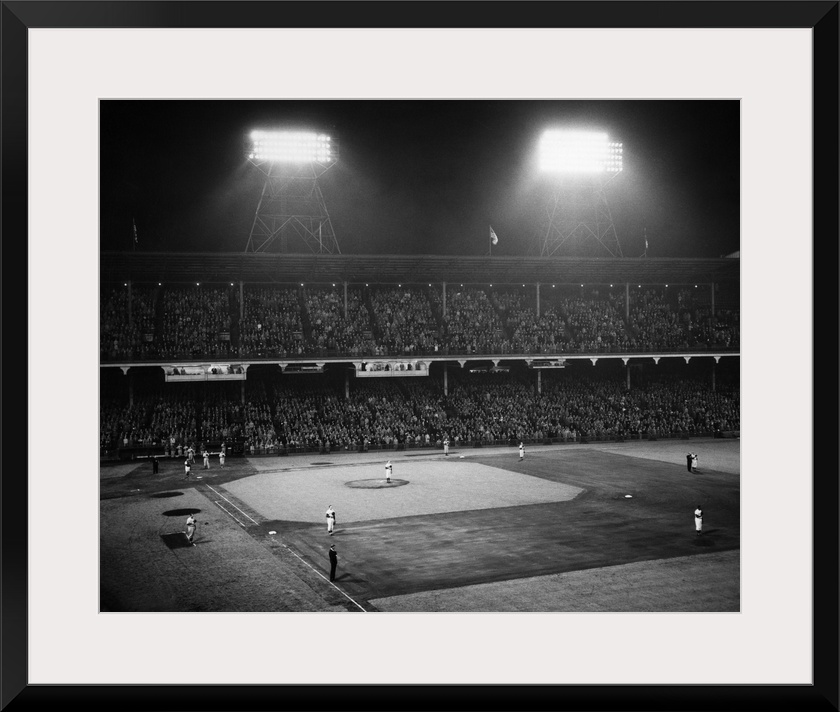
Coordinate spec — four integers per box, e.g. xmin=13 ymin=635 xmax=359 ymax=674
xmin=691 ymin=454 xmax=698 ymax=472
xmin=694 ymin=507 xmax=703 ymax=534
xmin=385 ymin=461 xmax=392 ymax=482
xmin=326 ymin=506 xmax=336 ymax=534
xmin=519 ymin=443 xmax=524 ymax=460
xmin=185 ymin=514 xmax=197 ymax=543
xmin=184 ymin=460 xmax=191 ymax=478
xmin=203 ymin=451 xmax=210 ymax=469
xmin=443 ymin=439 xmax=449 ymax=456
xmin=219 ymin=451 xmax=225 ymax=468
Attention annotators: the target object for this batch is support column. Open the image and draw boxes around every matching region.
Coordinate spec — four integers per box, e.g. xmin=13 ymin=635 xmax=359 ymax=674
xmin=625 ymin=282 xmax=630 ymax=319
xmin=443 ymin=364 xmax=448 ymax=396
xmin=239 ymin=281 xmax=244 ymax=320
xmin=536 ymin=283 xmax=541 ymax=319
xmin=442 ymin=282 xmax=447 ymax=318
xmin=127 ymin=280 xmax=133 ymax=328
xmin=711 ymin=281 xmax=715 ymax=319
xmin=712 ymin=359 xmax=717 ymax=392
xmin=121 ymin=367 xmax=132 ymax=406
xmin=345 ymin=370 xmax=350 ymax=400
xmin=626 ymin=363 xmax=631 ymax=390
xmin=241 ymin=380 xmax=245 ymax=404
xmin=537 ymin=370 xmax=542 ymax=395
xmin=344 ymin=281 xmax=348 ymax=319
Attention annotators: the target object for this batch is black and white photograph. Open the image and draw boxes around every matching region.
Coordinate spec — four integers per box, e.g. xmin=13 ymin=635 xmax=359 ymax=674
xmin=9 ymin=4 xmax=832 ymax=706
xmin=99 ymin=99 xmax=742 ymax=614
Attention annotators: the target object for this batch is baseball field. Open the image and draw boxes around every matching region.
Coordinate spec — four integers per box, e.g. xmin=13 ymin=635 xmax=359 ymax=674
xmin=100 ymin=438 xmax=740 ymax=613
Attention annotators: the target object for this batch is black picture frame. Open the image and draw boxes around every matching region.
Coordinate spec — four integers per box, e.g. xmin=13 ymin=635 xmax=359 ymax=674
xmin=3 ymin=2 xmax=837 ymax=710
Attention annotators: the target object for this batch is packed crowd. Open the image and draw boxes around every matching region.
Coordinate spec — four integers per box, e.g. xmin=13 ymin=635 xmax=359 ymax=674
xmin=100 ymin=286 xmax=158 ymax=360
xmin=561 ymin=291 xmax=630 ymax=352
xmin=371 ymin=287 xmax=443 ymax=356
xmin=492 ymin=289 xmax=569 ymax=354
xmin=156 ymin=286 xmax=234 ymax=359
xmin=304 ymin=287 xmax=376 ymax=356
xmin=102 ymin=368 xmax=739 ymax=455
xmin=101 ymin=283 xmax=739 ymax=361
xmin=624 ymin=288 xmax=688 ymax=351
xmin=239 ymin=286 xmax=304 ymax=357
xmin=444 ymin=287 xmax=506 ymax=354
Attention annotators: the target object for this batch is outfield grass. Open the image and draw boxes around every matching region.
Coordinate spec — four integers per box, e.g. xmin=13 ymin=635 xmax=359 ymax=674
xmin=100 ymin=438 xmax=739 ymax=612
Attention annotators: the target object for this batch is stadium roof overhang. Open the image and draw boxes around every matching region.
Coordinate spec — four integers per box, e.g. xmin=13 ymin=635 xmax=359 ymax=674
xmin=100 ymin=252 xmax=740 ymax=286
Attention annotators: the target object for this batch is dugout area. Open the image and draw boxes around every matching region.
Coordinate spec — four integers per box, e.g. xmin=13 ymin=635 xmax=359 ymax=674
xmin=99 ymin=439 xmax=740 ymax=612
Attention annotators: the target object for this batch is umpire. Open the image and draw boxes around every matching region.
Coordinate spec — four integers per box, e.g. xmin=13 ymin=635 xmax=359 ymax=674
xmin=329 ymin=545 xmax=338 ymax=581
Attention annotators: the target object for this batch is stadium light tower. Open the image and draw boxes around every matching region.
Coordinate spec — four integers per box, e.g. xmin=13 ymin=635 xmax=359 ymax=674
xmin=244 ymin=130 xmax=340 ymax=254
xmin=535 ymin=130 xmax=624 ymax=257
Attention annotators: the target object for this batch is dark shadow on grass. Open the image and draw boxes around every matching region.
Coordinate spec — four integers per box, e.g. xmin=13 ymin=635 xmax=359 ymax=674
xmin=160 ymin=532 xmax=193 ymax=549
xmin=162 ymin=507 xmax=202 ymax=517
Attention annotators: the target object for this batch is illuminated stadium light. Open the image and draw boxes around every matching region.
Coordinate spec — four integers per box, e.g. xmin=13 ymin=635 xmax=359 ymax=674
xmin=244 ymin=129 xmax=340 ymax=254
xmin=538 ymin=130 xmax=623 ymax=174
xmin=248 ymin=130 xmax=335 ymax=164
xmin=535 ymin=129 xmax=624 ymax=257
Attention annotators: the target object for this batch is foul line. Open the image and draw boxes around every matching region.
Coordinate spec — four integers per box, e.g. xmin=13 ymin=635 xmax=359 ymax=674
xmin=205 ymin=484 xmax=259 ymax=525
xmin=213 ymin=500 xmax=248 ymax=527
xmin=278 ymin=540 xmax=368 ymax=613
xmin=204 ymin=483 xmax=366 ymax=612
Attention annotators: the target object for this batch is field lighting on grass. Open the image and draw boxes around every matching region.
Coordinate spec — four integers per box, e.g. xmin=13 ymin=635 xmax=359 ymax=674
xmin=244 ymin=129 xmax=340 ymax=254
xmin=535 ymin=129 xmax=625 ymax=258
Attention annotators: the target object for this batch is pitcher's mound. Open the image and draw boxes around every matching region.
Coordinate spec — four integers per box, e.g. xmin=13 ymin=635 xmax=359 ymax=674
xmin=345 ymin=479 xmax=409 ymax=489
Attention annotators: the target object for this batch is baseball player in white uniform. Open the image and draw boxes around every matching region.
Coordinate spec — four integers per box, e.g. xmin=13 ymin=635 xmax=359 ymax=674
xmin=184 ymin=459 xmax=191 ymax=479
xmin=385 ymin=460 xmax=392 ymax=483
xmin=443 ymin=438 xmax=449 ymax=456
xmin=325 ymin=505 xmax=336 ymax=535
xmin=185 ymin=514 xmax=197 ymax=545
xmin=219 ymin=449 xmax=225 ymax=468
xmin=691 ymin=453 xmax=699 ymax=473
xmin=694 ymin=505 xmax=703 ymax=536
xmin=202 ymin=450 xmax=210 ymax=469
xmin=519 ymin=442 xmax=525 ymax=461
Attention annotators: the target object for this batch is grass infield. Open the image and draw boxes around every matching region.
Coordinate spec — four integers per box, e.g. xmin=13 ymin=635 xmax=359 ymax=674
xmin=100 ymin=438 xmax=739 ymax=612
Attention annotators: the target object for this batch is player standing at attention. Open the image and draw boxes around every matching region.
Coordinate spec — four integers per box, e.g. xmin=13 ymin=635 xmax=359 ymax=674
xmin=185 ymin=514 xmax=197 ymax=545
xmin=694 ymin=505 xmax=703 ymax=536
xmin=385 ymin=460 xmax=392 ymax=483
xmin=325 ymin=505 xmax=336 ymax=535
xmin=219 ymin=449 xmax=225 ymax=468
xmin=443 ymin=438 xmax=449 ymax=456
xmin=184 ymin=458 xmax=191 ymax=480
xmin=519 ymin=442 xmax=525 ymax=461
xmin=202 ymin=449 xmax=210 ymax=469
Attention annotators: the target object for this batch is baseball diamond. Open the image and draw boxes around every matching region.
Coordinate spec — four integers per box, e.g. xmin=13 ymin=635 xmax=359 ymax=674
xmin=99 ymin=437 xmax=739 ymax=612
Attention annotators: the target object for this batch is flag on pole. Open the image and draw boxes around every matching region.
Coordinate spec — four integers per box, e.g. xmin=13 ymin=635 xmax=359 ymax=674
xmin=133 ymin=218 xmax=139 ymax=245
xmin=490 ymin=226 xmax=499 ymax=245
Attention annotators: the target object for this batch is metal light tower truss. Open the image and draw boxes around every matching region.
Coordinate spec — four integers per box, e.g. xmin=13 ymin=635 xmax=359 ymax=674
xmin=244 ymin=132 xmax=340 ymax=254
xmin=539 ymin=175 xmax=623 ymax=257
xmin=535 ymin=130 xmax=624 ymax=258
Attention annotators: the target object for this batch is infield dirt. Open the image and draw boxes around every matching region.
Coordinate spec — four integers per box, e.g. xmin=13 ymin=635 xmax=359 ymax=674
xmin=100 ymin=437 xmax=739 ymax=612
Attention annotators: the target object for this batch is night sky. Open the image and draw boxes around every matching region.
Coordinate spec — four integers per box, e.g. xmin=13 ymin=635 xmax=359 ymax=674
xmin=100 ymin=100 xmax=739 ymax=258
